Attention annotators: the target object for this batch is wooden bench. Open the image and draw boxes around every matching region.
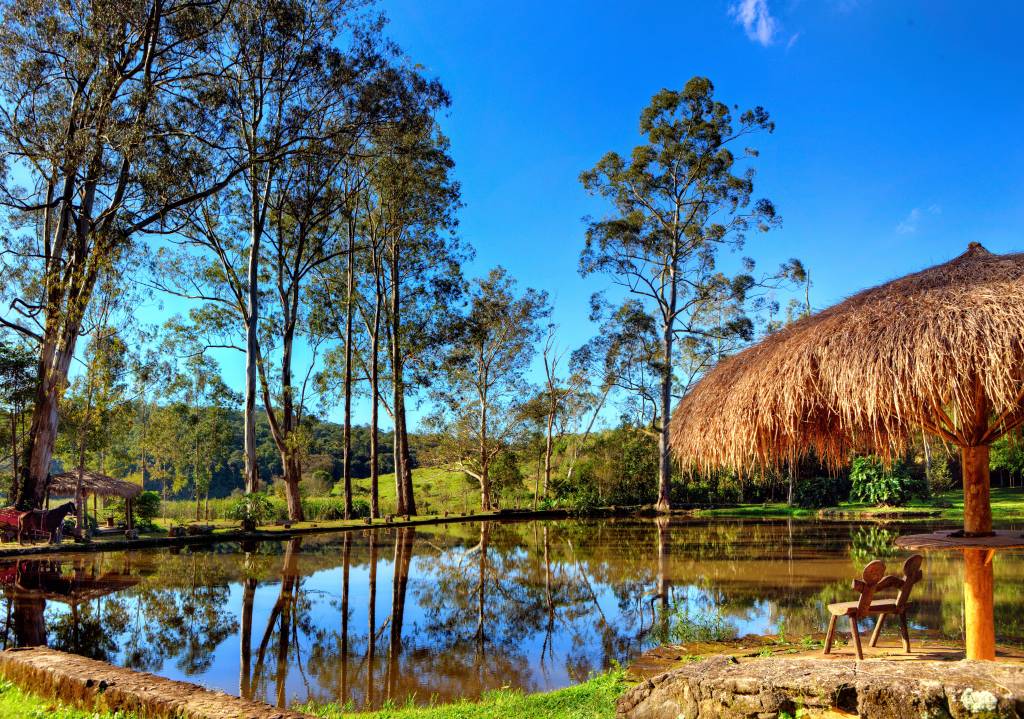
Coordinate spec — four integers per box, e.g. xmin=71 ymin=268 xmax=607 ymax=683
xmin=824 ymin=554 xmax=923 ymax=659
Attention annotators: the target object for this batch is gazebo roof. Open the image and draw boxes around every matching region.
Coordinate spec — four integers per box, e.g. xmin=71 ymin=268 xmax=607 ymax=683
xmin=48 ymin=471 xmax=142 ymax=499
xmin=670 ymin=243 xmax=1024 ymax=471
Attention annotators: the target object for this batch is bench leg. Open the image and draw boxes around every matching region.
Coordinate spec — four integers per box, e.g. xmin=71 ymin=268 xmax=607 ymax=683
xmin=869 ymin=613 xmax=886 ymax=647
xmin=824 ymin=614 xmax=838 ymax=654
xmin=897 ymin=612 xmax=911 ymax=653
xmin=849 ymin=615 xmax=864 ymax=660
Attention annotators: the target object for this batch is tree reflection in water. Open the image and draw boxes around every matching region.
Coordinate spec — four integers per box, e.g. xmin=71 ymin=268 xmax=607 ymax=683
xmin=0 ymin=519 xmax=1020 ymax=711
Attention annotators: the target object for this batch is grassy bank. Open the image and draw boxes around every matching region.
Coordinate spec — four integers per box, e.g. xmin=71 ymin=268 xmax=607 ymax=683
xmin=301 ymin=669 xmax=628 ymax=719
xmin=0 ymin=677 xmax=135 ymax=718
xmin=692 ymin=487 xmax=1024 ymax=521
xmin=333 ymin=467 xmax=484 ymax=516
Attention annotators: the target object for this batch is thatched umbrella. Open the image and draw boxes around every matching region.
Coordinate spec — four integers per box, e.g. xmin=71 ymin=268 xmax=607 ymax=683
xmin=670 ymin=242 xmax=1024 ymax=659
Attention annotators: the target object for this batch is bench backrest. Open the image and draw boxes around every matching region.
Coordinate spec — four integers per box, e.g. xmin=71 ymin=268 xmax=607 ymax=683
xmin=851 ymin=559 xmax=887 ymax=618
xmin=894 ymin=554 xmax=924 ymax=611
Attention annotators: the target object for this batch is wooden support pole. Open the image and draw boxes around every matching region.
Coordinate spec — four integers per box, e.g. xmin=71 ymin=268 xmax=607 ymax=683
xmin=961 ymin=445 xmax=992 ymax=535
xmin=963 ymin=548 xmax=996 ymax=660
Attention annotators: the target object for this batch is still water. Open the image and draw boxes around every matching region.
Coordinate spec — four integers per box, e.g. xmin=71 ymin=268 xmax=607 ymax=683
xmin=1 ymin=518 xmax=1023 ymax=710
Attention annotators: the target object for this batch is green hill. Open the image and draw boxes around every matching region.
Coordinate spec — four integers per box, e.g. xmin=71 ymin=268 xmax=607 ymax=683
xmin=332 ymin=467 xmax=481 ymax=515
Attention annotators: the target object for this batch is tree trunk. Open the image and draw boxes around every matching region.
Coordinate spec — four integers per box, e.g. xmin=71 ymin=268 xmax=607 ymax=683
xmin=369 ymin=334 xmax=380 ymax=519
xmin=243 ymin=161 xmax=266 ymax=495
xmin=543 ymin=408 xmax=554 ymax=497
xmin=283 ymin=457 xmax=304 ymax=521
xmin=20 ymin=335 xmax=77 ymax=509
xmin=10 ymin=411 xmax=18 ymax=492
xmin=243 ymin=306 xmax=259 ymax=494
xmin=398 ymin=402 xmax=415 ymax=515
xmin=655 ymin=332 xmax=673 ymax=513
xmin=341 ymin=230 xmax=355 ymax=520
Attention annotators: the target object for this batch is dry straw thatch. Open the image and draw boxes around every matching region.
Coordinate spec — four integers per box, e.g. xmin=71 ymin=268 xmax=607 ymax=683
xmin=670 ymin=243 xmax=1024 ymax=473
xmin=48 ymin=471 xmax=142 ymax=499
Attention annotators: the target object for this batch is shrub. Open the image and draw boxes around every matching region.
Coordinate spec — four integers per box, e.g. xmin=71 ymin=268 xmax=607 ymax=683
xmin=228 ymin=493 xmax=276 ymax=528
xmin=849 ymin=456 xmax=928 ymax=505
xmin=926 ymin=453 xmax=955 ymax=492
xmin=664 ymin=606 xmax=737 ymax=644
xmin=107 ymin=490 xmax=161 ymax=530
xmin=301 ymin=496 xmax=368 ymax=520
xmin=794 ymin=475 xmax=848 ymax=509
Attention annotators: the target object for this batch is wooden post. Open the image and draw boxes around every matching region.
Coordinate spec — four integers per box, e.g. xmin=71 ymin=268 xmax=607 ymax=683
xmin=961 ymin=445 xmax=992 ymax=535
xmin=126 ymin=497 xmax=134 ymax=531
xmin=964 ymin=548 xmax=996 ymax=660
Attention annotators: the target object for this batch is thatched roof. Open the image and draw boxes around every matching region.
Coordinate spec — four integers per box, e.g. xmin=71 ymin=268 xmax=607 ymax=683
xmin=670 ymin=243 xmax=1024 ymax=471
xmin=48 ymin=471 xmax=142 ymax=499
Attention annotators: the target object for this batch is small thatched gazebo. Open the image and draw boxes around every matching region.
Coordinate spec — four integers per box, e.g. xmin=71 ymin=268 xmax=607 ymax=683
xmin=670 ymin=243 xmax=1024 ymax=660
xmin=47 ymin=471 xmax=142 ymax=531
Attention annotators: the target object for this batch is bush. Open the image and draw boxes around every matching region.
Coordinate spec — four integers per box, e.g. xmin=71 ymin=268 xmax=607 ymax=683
xmin=663 ymin=606 xmax=737 ymax=644
xmin=107 ymin=490 xmax=161 ymax=530
xmin=301 ymin=496 xmax=368 ymax=520
xmin=927 ymin=453 xmax=955 ymax=492
xmin=794 ymin=475 xmax=849 ymax=509
xmin=849 ymin=456 xmax=928 ymax=505
xmin=228 ymin=493 xmax=275 ymax=528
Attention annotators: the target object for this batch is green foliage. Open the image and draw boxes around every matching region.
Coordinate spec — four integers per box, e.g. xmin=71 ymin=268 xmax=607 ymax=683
xmin=302 ymin=497 xmax=369 ymax=521
xmin=663 ymin=606 xmax=737 ymax=644
xmin=108 ymin=490 xmax=161 ymax=530
xmin=849 ymin=456 xmax=928 ymax=506
xmin=794 ymin=475 xmax=848 ymax=509
xmin=488 ymin=452 xmax=524 ymax=495
xmin=228 ymin=493 xmax=275 ymax=527
xmin=552 ymin=427 xmax=658 ymax=507
xmin=927 ymin=452 xmax=955 ymax=492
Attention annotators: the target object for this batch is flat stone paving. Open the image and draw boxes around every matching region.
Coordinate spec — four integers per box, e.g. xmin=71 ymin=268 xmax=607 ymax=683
xmin=628 ymin=633 xmax=1024 ymax=679
xmin=0 ymin=646 xmax=314 ymax=719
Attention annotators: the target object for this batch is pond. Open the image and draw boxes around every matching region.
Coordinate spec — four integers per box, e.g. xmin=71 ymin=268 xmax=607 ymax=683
xmin=1 ymin=517 xmax=1023 ymax=710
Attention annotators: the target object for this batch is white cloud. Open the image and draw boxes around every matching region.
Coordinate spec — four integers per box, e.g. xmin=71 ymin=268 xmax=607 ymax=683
xmin=729 ymin=0 xmax=780 ymax=47
xmin=786 ymin=32 xmax=801 ymax=50
xmin=896 ymin=205 xmax=941 ymax=235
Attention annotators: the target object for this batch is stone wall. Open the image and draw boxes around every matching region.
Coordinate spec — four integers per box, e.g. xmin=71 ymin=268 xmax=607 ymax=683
xmin=0 ymin=646 xmax=314 ymax=719
xmin=618 ymin=655 xmax=1024 ymax=719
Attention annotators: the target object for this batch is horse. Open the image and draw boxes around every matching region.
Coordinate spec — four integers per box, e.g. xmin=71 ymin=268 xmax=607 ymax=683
xmin=18 ymin=502 xmax=75 ymax=544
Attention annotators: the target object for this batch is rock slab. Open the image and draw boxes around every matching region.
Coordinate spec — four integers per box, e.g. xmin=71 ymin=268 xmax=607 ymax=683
xmin=618 ymin=656 xmax=1024 ymax=719
xmin=0 ymin=646 xmax=313 ymax=719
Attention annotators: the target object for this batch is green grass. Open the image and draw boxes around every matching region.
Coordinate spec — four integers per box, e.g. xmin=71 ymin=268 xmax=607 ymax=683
xmin=693 ymin=502 xmax=815 ymax=518
xmin=300 ymin=669 xmax=628 ymax=719
xmin=334 ymin=467 xmax=483 ymax=516
xmin=0 ymin=677 xmax=137 ymax=718
xmin=693 ymin=488 xmax=1024 ymax=521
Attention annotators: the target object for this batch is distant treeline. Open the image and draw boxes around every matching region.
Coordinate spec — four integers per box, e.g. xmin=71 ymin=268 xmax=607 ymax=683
xmin=5 ymin=398 xmax=414 ymax=502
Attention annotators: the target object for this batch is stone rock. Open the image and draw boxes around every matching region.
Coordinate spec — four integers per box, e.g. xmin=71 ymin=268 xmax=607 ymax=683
xmin=617 ymin=656 xmax=1024 ymax=719
xmin=0 ymin=646 xmax=314 ymax=718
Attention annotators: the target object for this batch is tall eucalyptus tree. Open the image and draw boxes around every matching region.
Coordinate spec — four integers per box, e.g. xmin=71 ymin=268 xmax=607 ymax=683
xmin=579 ymin=77 xmax=799 ymax=511
xmin=0 ymin=0 xmax=243 ymax=508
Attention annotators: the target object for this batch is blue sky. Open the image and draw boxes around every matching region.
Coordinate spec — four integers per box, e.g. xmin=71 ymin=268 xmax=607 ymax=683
xmin=150 ymin=0 xmax=1024 ymax=428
